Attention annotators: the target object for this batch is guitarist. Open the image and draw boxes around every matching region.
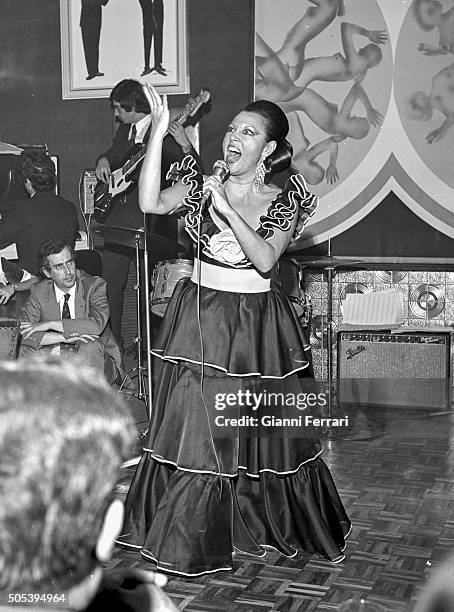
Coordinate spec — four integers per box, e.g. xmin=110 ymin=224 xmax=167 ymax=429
xmin=95 ymin=78 xmax=202 ymax=350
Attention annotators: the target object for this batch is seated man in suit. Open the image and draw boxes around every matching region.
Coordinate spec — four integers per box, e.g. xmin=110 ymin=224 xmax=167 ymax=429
xmin=19 ymin=240 xmax=122 ymax=385
xmin=0 ymin=358 xmax=178 ymax=612
xmin=0 ymin=151 xmax=79 ymax=275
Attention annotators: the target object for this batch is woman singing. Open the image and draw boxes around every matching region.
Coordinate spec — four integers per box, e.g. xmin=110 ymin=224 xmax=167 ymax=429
xmin=117 ymin=84 xmax=351 ymax=576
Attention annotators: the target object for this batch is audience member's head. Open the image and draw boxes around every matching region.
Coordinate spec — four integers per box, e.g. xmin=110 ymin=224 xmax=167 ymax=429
xmin=0 ymin=357 xmax=134 ymax=609
xmin=38 ymin=240 xmax=76 ymax=288
xmin=21 ymin=151 xmax=56 ymax=194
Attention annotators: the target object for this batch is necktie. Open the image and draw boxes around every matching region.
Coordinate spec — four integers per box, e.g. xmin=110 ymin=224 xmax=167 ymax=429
xmin=128 ymin=124 xmax=137 ymax=149
xmin=62 ymin=293 xmax=71 ymax=320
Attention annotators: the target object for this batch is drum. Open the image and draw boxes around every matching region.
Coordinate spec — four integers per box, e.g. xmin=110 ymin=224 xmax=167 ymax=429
xmin=151 ymin=259 xmax=194 ymax=317
xmin=275 ymin=258 xmax=312 ymax=326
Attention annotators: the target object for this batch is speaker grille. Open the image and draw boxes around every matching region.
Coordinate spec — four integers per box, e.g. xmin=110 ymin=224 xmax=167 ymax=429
xmin=337 ymin=332 xmax=451 ymax=408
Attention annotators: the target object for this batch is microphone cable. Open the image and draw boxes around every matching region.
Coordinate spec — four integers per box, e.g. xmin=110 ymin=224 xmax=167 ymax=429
xmin=195 ymin=194 xmax=224 ymax=500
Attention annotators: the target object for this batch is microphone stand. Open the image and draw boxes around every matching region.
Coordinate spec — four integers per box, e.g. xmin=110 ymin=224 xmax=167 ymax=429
xmin=120 ymin=215 xmax=153 ymax=469
xmin=120 ymin=220 xmax=153 ymax=469
xmin=143 ymin=212 xmax=153 ymax=420
xmin=118 ymin=229 xmax=148 ymax=401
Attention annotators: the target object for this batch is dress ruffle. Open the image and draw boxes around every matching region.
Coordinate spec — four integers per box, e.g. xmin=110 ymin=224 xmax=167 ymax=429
xmin=151 ymin=278 xmax=312 ymax=378
xmin=261 ymin=174 xmax=318 ymax=241
xmin=141 ymin=359 xmax=322 ymax=476
xmin=118 ymin=455 xmax=351 ymax=576
xmin=167 ymin=156 xmax=318 ymax=266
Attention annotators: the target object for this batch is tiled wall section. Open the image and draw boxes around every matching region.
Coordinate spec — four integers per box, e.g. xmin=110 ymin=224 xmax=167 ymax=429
xmin=302 ymin=269 xmax=454 ymax=380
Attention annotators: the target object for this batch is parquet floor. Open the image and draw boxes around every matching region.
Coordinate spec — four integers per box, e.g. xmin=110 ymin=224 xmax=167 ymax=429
xmin=112 ymin=391 xmax=454 ymax=611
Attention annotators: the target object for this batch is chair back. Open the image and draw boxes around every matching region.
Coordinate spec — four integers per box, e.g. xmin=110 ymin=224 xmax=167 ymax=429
xmin=0 ymin=318 xmax=20 ymax=360
xmin=75 ymin=249 xmax=103 ymax=277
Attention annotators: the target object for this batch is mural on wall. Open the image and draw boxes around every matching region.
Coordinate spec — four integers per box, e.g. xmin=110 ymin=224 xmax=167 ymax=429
xmin=395 ymin=0 xmax=454 ymax=188
xmin=255 ymin=0 xmax=454 ymax=247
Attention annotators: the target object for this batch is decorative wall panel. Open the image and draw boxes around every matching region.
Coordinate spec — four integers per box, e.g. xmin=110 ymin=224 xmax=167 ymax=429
xmin=302 ymin=268 xmax=453 ymax=379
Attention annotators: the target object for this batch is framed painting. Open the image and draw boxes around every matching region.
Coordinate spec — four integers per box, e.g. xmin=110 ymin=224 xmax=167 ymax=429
xmin=60 ymin=0 xmax=189 ymax=100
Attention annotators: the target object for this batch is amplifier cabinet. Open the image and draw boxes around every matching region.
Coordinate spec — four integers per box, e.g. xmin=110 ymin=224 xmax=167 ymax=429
xmin=81 ymin=169 xmax=97 ymax=214
xmin=337 ymin=331 xmax=451 ymax=409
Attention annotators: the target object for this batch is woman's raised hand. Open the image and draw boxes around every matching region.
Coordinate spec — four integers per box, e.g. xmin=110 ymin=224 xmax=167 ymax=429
xmin=143 ymin=82 xmax=169 ymax=138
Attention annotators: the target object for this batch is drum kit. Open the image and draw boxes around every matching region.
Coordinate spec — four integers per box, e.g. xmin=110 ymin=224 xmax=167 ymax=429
xmin=151 ymin=259 xmax=194 ymax=316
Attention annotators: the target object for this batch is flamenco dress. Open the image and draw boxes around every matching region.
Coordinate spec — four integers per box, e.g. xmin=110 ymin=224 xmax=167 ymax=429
xmin=117 ymin=156 xmax=351 ymax=576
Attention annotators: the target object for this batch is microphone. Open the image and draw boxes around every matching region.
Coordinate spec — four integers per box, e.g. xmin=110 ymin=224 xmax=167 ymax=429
xmin=200 ymin=160 xmax=230 ymax=209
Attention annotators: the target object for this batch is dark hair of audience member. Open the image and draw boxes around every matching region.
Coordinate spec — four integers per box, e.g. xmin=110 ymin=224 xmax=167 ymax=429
xmin=21 ymin=151 xmax=57 ymax=193
xmin=0 ymin=358 xmax=134 ymax=592
xmin=38 ymin=240 xmax=74 ymax=272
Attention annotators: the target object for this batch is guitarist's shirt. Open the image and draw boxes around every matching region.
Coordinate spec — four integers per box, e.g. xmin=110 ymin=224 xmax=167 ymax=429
xmin=131 ymin=114 xmax=151 ymax=144
xmin=99 ymin=120 xmax=202 ymax=235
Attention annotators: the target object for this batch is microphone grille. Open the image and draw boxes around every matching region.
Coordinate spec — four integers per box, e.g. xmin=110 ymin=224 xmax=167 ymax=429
xmin=213 ymin=159 xmax=230 ymax=181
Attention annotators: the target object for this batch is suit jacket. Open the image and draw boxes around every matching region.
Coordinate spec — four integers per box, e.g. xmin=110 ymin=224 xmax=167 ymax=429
xmin=0 ymin=192 xmax=79 ymax=275
xmin=20 ymin=270 xmax=122 ymax=370
xmin=100 ymin=122 xmax=202 ymax=234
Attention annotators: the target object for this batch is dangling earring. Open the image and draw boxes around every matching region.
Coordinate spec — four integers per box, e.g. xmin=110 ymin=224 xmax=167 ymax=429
xmin=254 ymin=156 xmax=266 ymax=191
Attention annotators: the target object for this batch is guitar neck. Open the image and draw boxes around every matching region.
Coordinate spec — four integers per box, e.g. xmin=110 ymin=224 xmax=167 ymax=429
xmin=122 ymin=146 xmax=147 ymax=175
xmin=170 ymin=108 xmax=189 ymax=129
xmin=121 ymin=108 xmax=192 ymax=176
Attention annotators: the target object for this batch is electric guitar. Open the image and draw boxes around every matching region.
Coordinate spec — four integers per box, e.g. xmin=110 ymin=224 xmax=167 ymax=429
xmin=93 ymin=88 xmax=211 ymax=223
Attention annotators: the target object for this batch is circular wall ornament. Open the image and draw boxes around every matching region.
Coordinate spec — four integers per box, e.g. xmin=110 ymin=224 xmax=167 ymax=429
xmin=375 ymin=270 xmax=408 ymax=283
xmin=409 ymin=284 xmax=445 ymax=319
xmin=340 ymin=283 xmax=372 ymax=302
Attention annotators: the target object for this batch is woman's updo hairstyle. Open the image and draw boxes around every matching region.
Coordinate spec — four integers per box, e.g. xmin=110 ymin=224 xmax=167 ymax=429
xmin=244 ymin=100 xmax=293 ymax=177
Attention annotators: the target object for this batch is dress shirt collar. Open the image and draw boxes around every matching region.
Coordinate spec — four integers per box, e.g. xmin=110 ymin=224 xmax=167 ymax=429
xmin=131 ymin=114 xmax=152 ymax=143
xmin=55 ymin=282 xmax=77 ymax=318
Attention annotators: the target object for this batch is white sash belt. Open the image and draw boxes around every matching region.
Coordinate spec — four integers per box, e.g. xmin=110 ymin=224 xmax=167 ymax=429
xmin=191 ymin=258 xmax=270 ymax=293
